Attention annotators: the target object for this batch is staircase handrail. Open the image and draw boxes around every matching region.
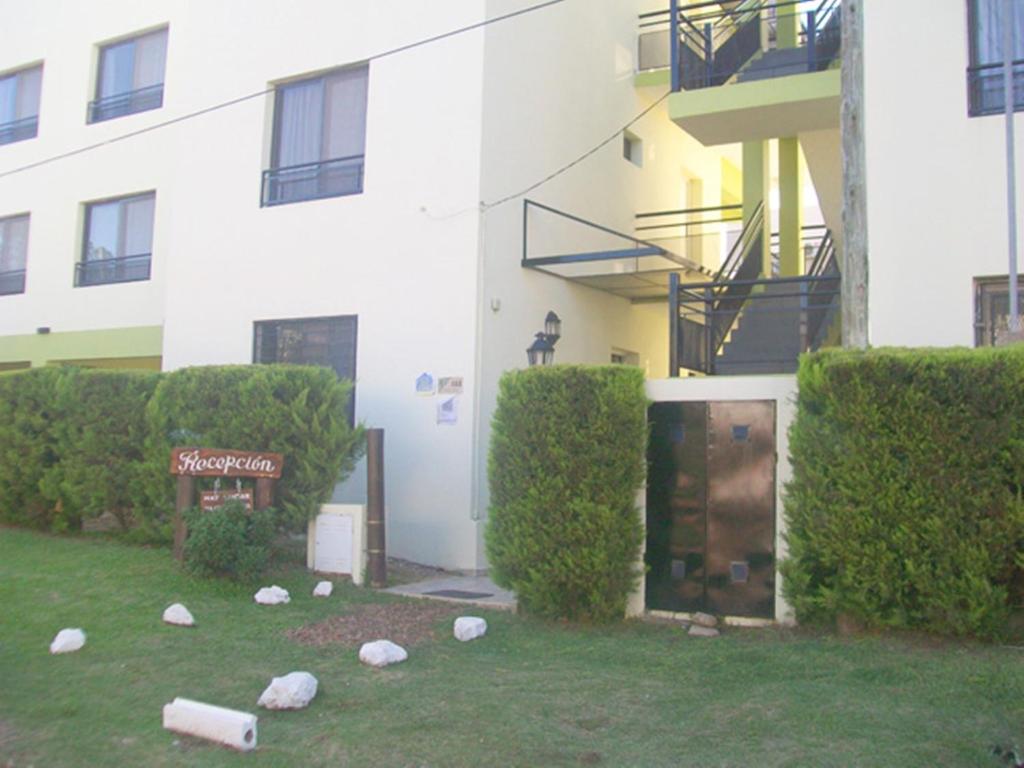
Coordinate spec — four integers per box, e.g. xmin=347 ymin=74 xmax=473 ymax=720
xmin=713 ymin=200 xmax=765 ymax=283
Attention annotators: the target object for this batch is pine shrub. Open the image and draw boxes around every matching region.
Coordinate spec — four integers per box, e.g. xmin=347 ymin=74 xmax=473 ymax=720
xmin=783 ymin=347 xmax=1024 ymax=639
xmin=0 ymin=368 xmax=62 ymax=529
xmin=485 ymin=365 xmax=647 ymax=622
xmin=182 ymin=501 xmax=276 ymax=580
xmin=141 ymin=365 xmax=364 ymax=533
xmin=39 ymin=368 xmax=160 ymax=531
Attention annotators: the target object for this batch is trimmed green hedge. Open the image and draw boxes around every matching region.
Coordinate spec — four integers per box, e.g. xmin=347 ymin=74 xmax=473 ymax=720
xmin=142 ymin=365 xmax=364 ymax=532
xmin=0 ymin=368 xmax=62 ymax=530
xmin=783 ymin=347 xmax=1024 ymax=639
xmin=0 ymin=364 xmax=363 ymax=539
xmin=486 ymin=365 xmax=647 ymax=622
xmin=40 ymin=369 xmax=160 ymax=532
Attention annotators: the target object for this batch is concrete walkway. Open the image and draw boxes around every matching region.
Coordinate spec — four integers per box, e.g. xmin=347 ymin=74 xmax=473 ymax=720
xmin=383 ymin=575 xmax=517 ymax=611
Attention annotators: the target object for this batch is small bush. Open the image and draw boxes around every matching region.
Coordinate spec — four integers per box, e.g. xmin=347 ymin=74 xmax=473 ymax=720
xmin=141 ymin=365 xmax=365 ymax=534
xmin=39 ymin=368 xmax=159 ymax=531
xmin=182 ymin=501 xmax=276 ymax=580
xmin=485 ymin=365 xmax=647 ymax=622
xmin=783 ymin=347 xmax=1024 ymax=639
xmin=0 ymin=368 xmax=63 ymax=529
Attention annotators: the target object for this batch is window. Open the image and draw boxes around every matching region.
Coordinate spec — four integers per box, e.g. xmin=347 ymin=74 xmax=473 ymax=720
xmin=967 ymin=0 xmax=1024 ymax=116
xmin=78 ymin=193 xmax=155 ymax=287
xmin=623 ymin=131 xmax=643 ymax=167
xmin=262 ymin=64 xmax=369 ymax=206
xmin=975 ymin=275 xmax=1024 ymax=345
xmin=0 ymin=65 xmax=42 ymax=145
xmin=0 ymin=214 xmax=29 ymax=295
xmin=253 ymin=315 xmax=358 ymax=421
xmin=89 ymin=28 xmax=167 ymax=123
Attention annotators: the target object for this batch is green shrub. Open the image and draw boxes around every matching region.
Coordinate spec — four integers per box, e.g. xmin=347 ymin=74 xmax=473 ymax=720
xmin=39 ymin=368 xmax=159 ymax=531
xmin=783 ymin=347 xmax=1024 ymax=639
xmin=485 ymin=365 xmax=647 ymax=622
xmin=142 ymin=365 xmax=364 ymax=534
xmin=182 ymin=501 xmax=276 ymax=580
xmin=0 ymin=368 xmax=63 ymax=529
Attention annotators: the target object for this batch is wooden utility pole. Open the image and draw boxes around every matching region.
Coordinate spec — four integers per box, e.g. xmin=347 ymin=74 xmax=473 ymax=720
xmin=841 ymin=0 xmax=869 ymax=348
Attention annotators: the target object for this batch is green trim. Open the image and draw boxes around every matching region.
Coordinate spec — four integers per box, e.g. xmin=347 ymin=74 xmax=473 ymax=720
xmin=634 ymin=69 xmax=670 ymax=89
xmin=0 ymin=326 xmax=163 ymax=368
xmin=668 ymin=69 xmax=840 ymax=144
xmin=778 ymin=137 xmax=804 ymax=277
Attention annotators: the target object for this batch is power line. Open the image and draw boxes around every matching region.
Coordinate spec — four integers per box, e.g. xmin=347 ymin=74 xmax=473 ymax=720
xmin=0 ymin=0 xmax=568 ymax=182
xmin=481 ymin=89 xmax=671 ymax=210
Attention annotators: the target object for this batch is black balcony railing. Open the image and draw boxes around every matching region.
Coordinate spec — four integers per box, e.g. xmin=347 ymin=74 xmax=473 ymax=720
xmin=75 ymin=254 xmax=151 ymax=287
xmin=968 ymin=60 xmax=1024 ymax=117
xmin=261 ymin=155 xmax=365 ymax=207
xmin=87 ymin=84 xmax=164 ymax=124
xmin=0 ymin=269 xmax=26 ymax=295
xmin=0 ymin=116 xmax=38 ymax=146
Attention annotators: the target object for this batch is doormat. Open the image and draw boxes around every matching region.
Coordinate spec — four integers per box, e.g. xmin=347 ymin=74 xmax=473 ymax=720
xmin=423 ymin=589 xmax=493 ymax=600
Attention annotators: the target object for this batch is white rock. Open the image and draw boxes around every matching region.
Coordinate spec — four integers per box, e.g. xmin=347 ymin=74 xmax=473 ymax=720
xmin=691 ymin=612 xmax=718 ymax=628
xmin=358 ymin=640 xmax=408 ymax=668
xmin=453 ymin=616 xmax=487 ymax=642
xmin=688 ymin=625 xmax=720 ymax=638
xmin=49 ymin=628 xmax=86 ymax=654
xmin=254 ymin=585 xmax=290 ymax=605
xmin=257 ymin=672 xmax=319 ymax=710
xmin=163 ymin=603 xmax=195 ymax=627
xmin=312 ymin=581 xmax=333 ymax=598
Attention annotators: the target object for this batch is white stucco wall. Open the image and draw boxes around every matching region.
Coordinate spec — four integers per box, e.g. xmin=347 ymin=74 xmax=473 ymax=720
xmin=863 ymin=0 xmax=1024 ymax=347
xmin=0 ymin=0 xmax=489 ymax=570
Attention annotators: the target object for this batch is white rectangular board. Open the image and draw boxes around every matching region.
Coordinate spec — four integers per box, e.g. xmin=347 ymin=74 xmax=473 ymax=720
xmin=314 ymin=513 xmax=353 ymax=574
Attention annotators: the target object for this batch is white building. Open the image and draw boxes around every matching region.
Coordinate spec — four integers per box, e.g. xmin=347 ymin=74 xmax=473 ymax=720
xmin=1 ymin=0 xmax=1020 ymax=619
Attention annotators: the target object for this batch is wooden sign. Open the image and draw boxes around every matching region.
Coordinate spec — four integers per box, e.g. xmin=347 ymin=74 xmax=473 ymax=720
xmin=170 ymin=446 xmax=283 ymax=560
xmin=199 ymin=490 xmax=254 ymax=513
xmin=169 ymin=447 xmax=284 ymax=479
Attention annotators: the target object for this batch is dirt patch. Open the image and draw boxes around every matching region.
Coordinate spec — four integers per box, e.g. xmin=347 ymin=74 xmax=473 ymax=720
xmin=0 ymin=718 xmax=15 ymax=755
xmin=287 ymin=601 xmax=460 ymax=648
xmin=385 ymin=557 xmax=450 ymax=587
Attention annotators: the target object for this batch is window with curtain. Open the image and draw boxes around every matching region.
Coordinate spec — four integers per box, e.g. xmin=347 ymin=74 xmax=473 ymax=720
xmin=0 ymin=65 xmax=42 ymax=145
xmin=253 ymin=315 xmax=358 ymax=422
xmin=78 ymin=192 xmax=155 ymax=287
xmin=89 ymin=28 xmax=168 ymax=123
xmin=0 ymin=214 xmax=30 ymax=296
xmin=262 ymin=64 xmax=369 ymax=206
xmin=968 ymin=0 xmax=1024 ymax=115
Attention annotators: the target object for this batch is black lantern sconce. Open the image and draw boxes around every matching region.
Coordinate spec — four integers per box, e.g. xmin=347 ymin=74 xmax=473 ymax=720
xmin=527 ymin=311 xmax=561 ymax=366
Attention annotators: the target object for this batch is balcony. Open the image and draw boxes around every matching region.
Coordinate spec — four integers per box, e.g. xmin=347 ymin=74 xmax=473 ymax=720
xmin=640 ymin=1 xmax=842 ymax=145
xmin=75 ymin=254 xmax=151 ymax=287
xmin=87 ymin=84 xmax=164 ymax=124
xmin=0 ymin=269 xmax=26 ymax=295
xmin=260 ymin=155 xmax=365 ymax=207
xmin=968 ymin=60 xmax=1024 ymax=117
xmin=0 ymin=116 xmax=38 ymax=146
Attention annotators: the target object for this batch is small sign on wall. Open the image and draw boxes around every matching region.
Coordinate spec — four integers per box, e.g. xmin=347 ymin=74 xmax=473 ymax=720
xmin=438 ymin=376 xmax=463 ymax=395
xmin=437 ymin=397 xmax=458 ymax=425
xmin=415 ymin=372 xmax=435 ymax=395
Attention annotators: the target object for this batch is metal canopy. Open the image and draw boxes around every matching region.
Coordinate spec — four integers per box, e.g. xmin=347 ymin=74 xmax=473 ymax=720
xmin=521 ymin=199 xmax=711 ymax=302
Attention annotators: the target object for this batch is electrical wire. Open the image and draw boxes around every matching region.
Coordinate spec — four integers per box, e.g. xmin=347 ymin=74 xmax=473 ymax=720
xmin=0 ymin=0 xmax=568 ymax=181
xmin=481 ymin=89 xmax=671 ymax=210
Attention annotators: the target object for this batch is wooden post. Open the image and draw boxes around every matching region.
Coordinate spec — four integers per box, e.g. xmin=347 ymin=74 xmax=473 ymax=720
xmin=255 ymin=478 xmax=274 ymax=511
xmin=841 ymin=0 xmax=869 ymax=348
xmin=366 ymin=428 xmax=386 ymax=588
xmin=173 ymin=475 xmax=195 ymax=560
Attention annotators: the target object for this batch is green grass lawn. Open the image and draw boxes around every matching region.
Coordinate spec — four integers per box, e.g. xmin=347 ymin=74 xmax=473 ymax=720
xmin=1 ymin=528 xmax=1021 ymax=768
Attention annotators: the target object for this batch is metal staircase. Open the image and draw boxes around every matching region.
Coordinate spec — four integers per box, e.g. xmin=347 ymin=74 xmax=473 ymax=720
xmin=670 ymin=0 xmax=842 ymax=92
xmin=670 ymin=216 xmax=840 ymax=376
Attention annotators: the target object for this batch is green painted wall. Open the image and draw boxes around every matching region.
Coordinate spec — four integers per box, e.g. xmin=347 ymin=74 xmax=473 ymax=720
xmin=743 ymin=140 xmax=772 ymax=276
xmin=778 ymin=137 xmax=804 ymax=277
xmin=0 ymin=326 xmax=163 ymax=369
